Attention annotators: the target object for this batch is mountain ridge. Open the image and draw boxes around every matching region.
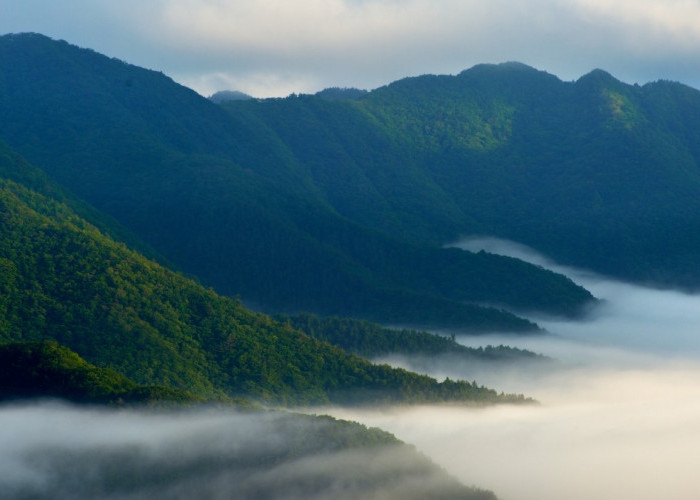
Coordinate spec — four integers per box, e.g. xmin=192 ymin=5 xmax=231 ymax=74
xmin=0 ymin=148 xmax=531 ymax=406
xmin=0 ymin=32 xmax=596 ymax=328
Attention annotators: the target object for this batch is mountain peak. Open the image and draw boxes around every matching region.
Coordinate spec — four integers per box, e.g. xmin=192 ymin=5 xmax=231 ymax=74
xmin=576 ymin=68 xmax=622 ymax=87
xmin=209 ymin=90 xmax=254 ymax=103
xmin=461 ymin=61 xmax=539 ymax=75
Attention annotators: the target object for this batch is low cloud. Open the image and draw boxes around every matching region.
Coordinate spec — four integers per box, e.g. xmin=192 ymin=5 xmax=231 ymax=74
xmin=0 ymin=403 xmax=483 ymax=500
xmin=324 ymin=237 xmax=700 ymax=500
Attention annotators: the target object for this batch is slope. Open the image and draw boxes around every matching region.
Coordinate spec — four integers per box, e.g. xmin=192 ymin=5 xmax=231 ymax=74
xmin=0 ymin=33 xmax=595 ymax=329
xmin=0 ymin=342 xmax=495 ymax=499
xmin=358 ymin=63 xmax=700 ymax=286
xmin=0 ymin=340 xmax=203 ymax=406
xmin=0 ymin=153 xmax=531 ymax=405
xmin=222 ymin=62 xmax=700 ymax=288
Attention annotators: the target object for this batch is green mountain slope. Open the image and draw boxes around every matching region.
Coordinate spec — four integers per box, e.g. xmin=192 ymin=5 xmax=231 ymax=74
xmin=223 ymin=62 xmax=700 ymax=288
xmin=1 ymin=405 xmax=494 ymax=500
xmin=0 ymin=157 xmax=529 ymax=405
xmin=0 ymin=343 xmax=494 ymax=499
xmin=280 ymin=313 xmax=547 ymax=362
xmin=0 ymin=340 xmax=203 ymax=405
xmin=0 ymin=33 xmax=594 ymax=329
xmin=360 ymin=64 xmax=700 ymax=286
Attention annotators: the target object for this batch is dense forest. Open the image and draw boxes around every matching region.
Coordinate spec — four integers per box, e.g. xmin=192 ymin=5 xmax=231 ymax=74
xmin=280 ymin=313 xmax=547 ymax=362
xmin=0 ymin=150 xmax=529 ymax=406
xmin=0 ymin=340 xmax=205 ymax=406
xmin=0 ymin=33 xmax=596 ymax=331
xmin=223 ymin=62 xmax=700 ymax=288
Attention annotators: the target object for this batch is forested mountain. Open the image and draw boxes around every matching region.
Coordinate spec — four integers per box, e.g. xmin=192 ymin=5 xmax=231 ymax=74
xmin=0 ymin=148 xmax=530 ymax=405
xmin=0 ymin=33 xmax=594 ymax=331
xmin=0 ymin=343 xmax=494 ymax=499
xmin=225 ymin=62 xmax=700 ymax=288
xmin=279 ymin=313 xmax=547 ymax=363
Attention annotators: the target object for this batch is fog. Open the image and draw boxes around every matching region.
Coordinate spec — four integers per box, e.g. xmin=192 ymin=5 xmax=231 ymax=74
xmin=0 ymin=403 xmax=484 ymax=500
xmin=5 ymin=237 xmax=700 ymax=500
xmin=325 ymin=237 xmax=700 ymax=500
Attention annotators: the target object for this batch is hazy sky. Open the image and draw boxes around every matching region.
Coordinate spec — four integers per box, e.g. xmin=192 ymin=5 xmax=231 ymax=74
xmin=2 ymin=0 xmax=700 ymax=97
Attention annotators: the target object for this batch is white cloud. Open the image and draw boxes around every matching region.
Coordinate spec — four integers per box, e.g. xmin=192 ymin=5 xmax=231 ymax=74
xmin=576 ymin=0 xmax=700 ymax=48
xmin=1 ymin=0 xmax=700 ymax=96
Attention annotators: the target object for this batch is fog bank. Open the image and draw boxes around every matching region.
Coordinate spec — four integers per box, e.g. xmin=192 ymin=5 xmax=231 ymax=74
xmin=0 ymin=403 xmax=487 ymax=500
xmin=325 ymin=237 xmax=700 ymax=500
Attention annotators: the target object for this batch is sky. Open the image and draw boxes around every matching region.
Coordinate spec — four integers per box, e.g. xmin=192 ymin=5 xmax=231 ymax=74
xmin=2 ymin=0 xmax=700 ymax=97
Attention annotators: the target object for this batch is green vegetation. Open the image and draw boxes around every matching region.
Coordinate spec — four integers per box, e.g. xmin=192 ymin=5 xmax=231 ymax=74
xmin=0 ymin=342 xmax=495 ymax=499
xmin=281 ymin=313 xmax=546 ymax=362
xmin=0 ymin=340 xmax=204 ymax=406
xmin=0 ymin=33 xmax=596 ymax=331
xmin=0 ymin=171 xmax=530 ymax=406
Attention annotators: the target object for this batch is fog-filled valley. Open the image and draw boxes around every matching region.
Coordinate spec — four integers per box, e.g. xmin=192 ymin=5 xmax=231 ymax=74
xmin=3 ymin=32 xmax=700 ymax=500
xmin=327 ymin=238 xmax=700 ymax=500
xmin=5 ymin=238 xmax=700 ymax=499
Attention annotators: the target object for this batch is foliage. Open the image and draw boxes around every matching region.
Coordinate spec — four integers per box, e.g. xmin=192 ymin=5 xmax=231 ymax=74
xmin=280 ymin=313 xmax=546 ymax=362
xmin=0 ymin=33 xmax=596 ymax=331
xmin=0 ymin=340 xmax=203 ymax=406
xmin=0 ymin=174 xmax=530 ymax=406
xmin=3 ymin=404 xmax=495 ymax=500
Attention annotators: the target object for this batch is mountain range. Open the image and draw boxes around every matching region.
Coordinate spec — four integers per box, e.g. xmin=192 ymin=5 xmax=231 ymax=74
xmin=3 ymin=30 xmax=698 ymax=499
xmin=1 ymin=31 xmax=698 ymax=389
xmin=0 ymin=33 xmax=598 ymax=331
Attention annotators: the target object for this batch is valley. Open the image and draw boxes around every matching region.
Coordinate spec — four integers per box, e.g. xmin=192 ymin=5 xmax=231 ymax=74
xmin=2 ymin=32 xmax=700 ymax=499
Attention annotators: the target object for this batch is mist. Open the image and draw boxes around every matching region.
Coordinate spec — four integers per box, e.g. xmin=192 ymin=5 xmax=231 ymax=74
xmin=325 ymin=236 xmax=700 ymax=500
xmin=5 ymin=237 xmax=700 ymax=500
xmin=0 ymin=402 xmax=489 ymax=500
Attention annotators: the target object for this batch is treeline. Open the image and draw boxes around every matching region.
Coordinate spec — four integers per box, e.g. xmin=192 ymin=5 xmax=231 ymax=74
xmin=281 ymin=313 xmax=546 ymax=362
xmin=0 ymin=340 xmax=496 ymax=500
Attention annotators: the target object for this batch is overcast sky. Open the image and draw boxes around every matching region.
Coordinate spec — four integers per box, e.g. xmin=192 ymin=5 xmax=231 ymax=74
xmin=2 ymin=0 xmax=700 ymax=97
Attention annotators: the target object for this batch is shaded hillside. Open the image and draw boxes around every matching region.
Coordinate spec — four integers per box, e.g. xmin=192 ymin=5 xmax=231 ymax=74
xmin=359 ymin=63 xmax=700 ymax=285
xmin=222 ymin=63 xmax=700 ymax=288
xmin=0 ymin=33 xmax=594 ymax=329
xmin=281 ymin=313 xmax=547 ymax=361
xmin=0 ymin=343 xmax=494 ymax=499
xmin=0 ymin=341 xmax=203 ymax=406
xmin=0 ymin=166 xmax=530 ymax=406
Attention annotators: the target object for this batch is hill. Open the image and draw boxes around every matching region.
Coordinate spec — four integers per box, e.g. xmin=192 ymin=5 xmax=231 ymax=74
xmin=0 ymin=153 xmax=529 ymax=406
xmin=0 ymin=343 xmax=494 ymax=499
xmin=1 ymin=406 xmax=495 ymax=500
xmin=280 ymin=313 xmax=547 ymax=362
xmin=0 ymin=33 xmax=595 ymax=330
xmin=230 ymin=62 xmax=700 ymax=288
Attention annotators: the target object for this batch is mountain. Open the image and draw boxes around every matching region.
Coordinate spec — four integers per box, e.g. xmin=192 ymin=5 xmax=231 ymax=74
xmin=272 ymin=63 xmax=700 ymax=287
xmin=353 ymin=63 xmax=700 ymax=286
xmin=0 ymin=33 xmax=594 ymax=331
xmin=0 ymin=343 xmax=494 ymax=499
xmin=231 ymin=61 xmax=700 ymax=288
xmin=0 ymin=148 xmax=530 ymax=406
